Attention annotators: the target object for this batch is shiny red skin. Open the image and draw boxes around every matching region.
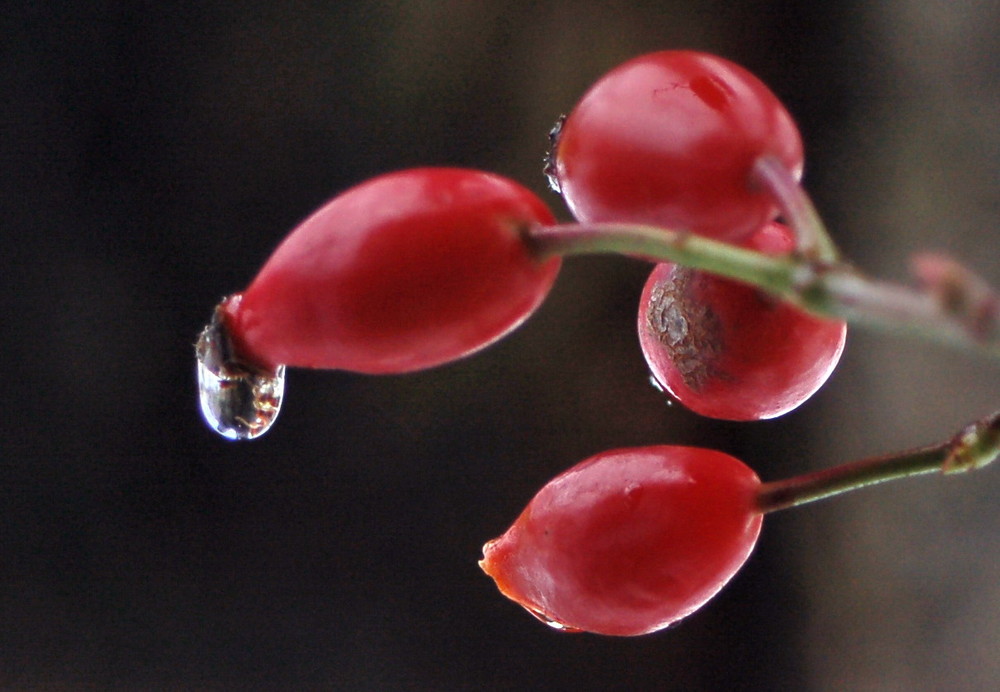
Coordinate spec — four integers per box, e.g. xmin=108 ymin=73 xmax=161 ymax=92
xmin=553 ymin=51 xmax=803 ymax=242
xmin=480 ymin=446 xmax=762 ymax=636
xmin=638 ymin=223 xmax=847 ymax=420
xmin=223 ymin=168 xmax=561 ymax=374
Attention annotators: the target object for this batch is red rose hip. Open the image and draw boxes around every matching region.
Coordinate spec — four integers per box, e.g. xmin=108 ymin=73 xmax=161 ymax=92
xmin=638 ymin=222 xmax=847 ymax=420
xmin=549 ymin=50 xmax=804 ymax=242
xmin=224 ymin=168 xmax=560 ymax=374
xmin=480 ymin=446 xmax=763 ymax=636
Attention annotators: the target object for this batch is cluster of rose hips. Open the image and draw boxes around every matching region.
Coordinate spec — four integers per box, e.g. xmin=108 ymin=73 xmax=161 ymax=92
xmin=197 ymin=51 xmax=993 ymax=637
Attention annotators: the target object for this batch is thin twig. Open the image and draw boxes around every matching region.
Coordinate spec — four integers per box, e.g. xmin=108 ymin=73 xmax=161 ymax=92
xmin=755 ymin=410 xmax=1000 ymax=513
xmin=528 ymin=222 xmax=1000 ymax=359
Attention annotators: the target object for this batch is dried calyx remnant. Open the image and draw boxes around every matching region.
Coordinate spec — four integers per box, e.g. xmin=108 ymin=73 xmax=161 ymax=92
xmin=645 ymin=267 xmax=723 ymax=391
xmin=195 ymin=300 xmax=285 ymax=440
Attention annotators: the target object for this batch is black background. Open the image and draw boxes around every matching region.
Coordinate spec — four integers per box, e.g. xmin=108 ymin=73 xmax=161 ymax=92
xmin=3 ymin=1 xmax=998 ymax=689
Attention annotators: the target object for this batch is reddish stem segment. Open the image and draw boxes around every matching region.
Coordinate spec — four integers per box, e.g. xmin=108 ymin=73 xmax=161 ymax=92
xmin=755 ymin=411 xmax=1000 ymax=513
xmin=749 ymin=155 xmax=840 ymax=262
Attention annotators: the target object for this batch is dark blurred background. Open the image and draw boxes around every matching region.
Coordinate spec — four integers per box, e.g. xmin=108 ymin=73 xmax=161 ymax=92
xmin=2 ymin=1 xmax=997 ymax=689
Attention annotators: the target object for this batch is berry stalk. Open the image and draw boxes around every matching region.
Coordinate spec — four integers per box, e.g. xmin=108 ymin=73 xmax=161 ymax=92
xmin=527 ymin=222 xmax=1000 ymax=359
xmin=749 ymin=154 xmax=840 ymax=262
xmin=755 ymin=410 xmax=1000 ymax=513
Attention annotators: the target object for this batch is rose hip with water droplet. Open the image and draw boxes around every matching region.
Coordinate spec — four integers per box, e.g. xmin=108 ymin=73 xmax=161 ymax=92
xmin=480 ymin=446 xmax=762 ymax=636
xmin=197 ymin=167 xmax=560 ymax=439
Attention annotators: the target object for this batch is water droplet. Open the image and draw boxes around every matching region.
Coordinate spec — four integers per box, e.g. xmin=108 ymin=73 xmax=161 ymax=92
xmin=648 ymin=374 xmax=675 ymax=406
xmin=525 ymin=607 xmax=582 ymax=633
xmin=196 ymin=303 xmax=285 ymax=440
xmin=543 ymin=115 xmax=566 ymax=194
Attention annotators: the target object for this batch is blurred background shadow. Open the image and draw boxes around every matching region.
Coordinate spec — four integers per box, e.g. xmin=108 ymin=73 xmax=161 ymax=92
xmin=2 ymin=1 xmax=997 ymax=689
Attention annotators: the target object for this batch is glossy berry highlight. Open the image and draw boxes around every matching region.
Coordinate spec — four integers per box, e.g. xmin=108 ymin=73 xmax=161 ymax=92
xmin=549 ymin=50 xmax=804 ymax=242
xmin=223 ymin=168 xmax=560 ymax=375
xmin=480 ymin=446 xmax=762 ymax=636
xmin=638 ymin=222 xmax=847 ymax=421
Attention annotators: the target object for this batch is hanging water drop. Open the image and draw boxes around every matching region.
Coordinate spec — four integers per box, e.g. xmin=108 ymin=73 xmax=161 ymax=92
xmin=524 ymin=606 xmax=583 ymax=633
xmin=542 ymin=115 xmax=566 ymax=194
xmin=196 ymin=302 xmax=285 ymax=440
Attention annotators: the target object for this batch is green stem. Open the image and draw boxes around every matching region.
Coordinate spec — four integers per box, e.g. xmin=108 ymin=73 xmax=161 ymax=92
xmin=756 ymin=411 xmax=1000 ymax=513
xmin=527 ymin=222 xmax=1000 ymax=359
xmin=529 ymin=221 xmax=797 ymax=293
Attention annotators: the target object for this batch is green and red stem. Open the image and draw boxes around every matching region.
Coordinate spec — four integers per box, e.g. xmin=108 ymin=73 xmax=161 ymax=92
xmin=527 ymin=221 xmax=1000 ymax=360
xmin=755 ymin=410 xmax=1000 ymax=513
xmin=529 ymin=153 xmax=998 ymax=358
